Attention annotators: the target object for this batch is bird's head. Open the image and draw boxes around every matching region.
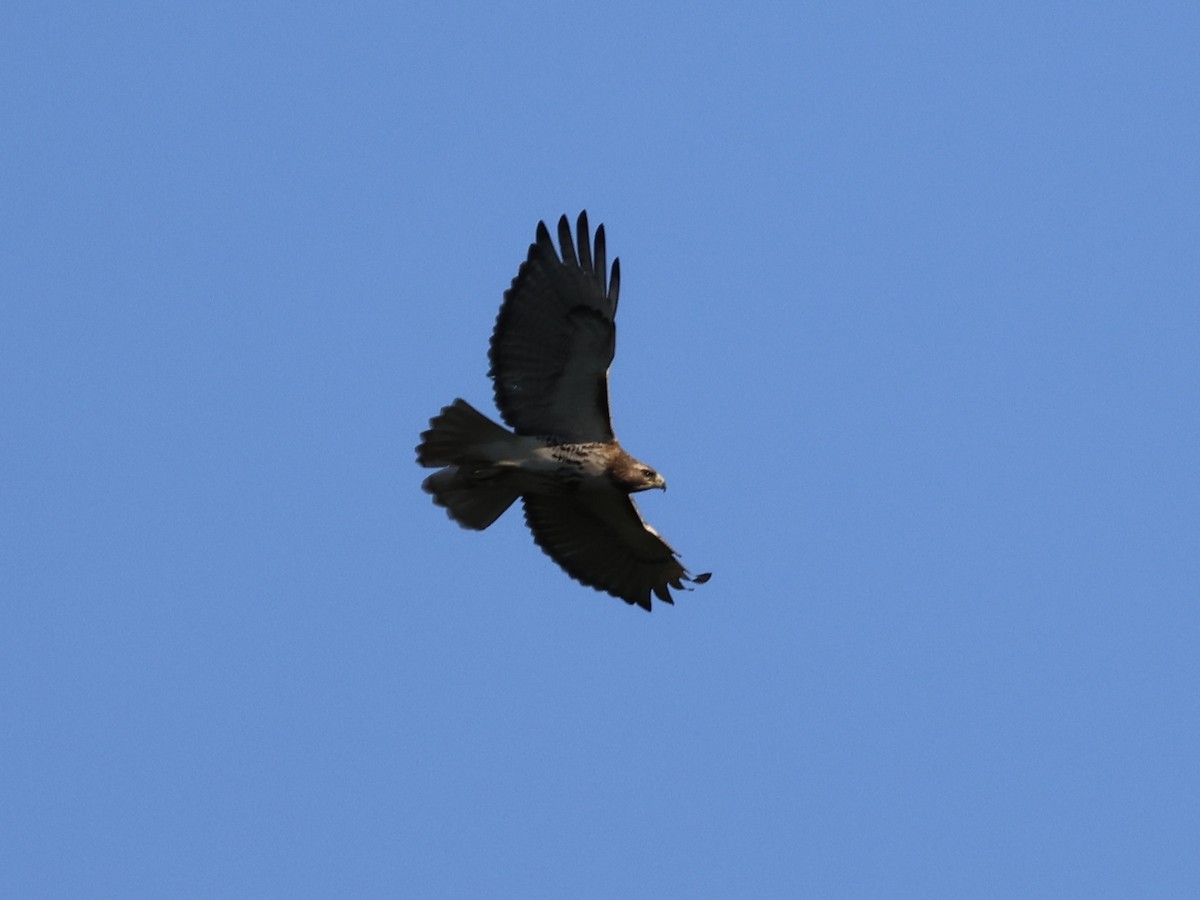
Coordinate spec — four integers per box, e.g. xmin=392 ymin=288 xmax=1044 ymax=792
xmin=609 ymin=450 xmax=667 ymax=493
xmin=630 ymin=464 xmax=667 ymax=493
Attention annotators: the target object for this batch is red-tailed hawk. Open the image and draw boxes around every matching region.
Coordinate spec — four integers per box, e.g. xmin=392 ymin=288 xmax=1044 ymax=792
xmin=416 ymin=212 xmax=710 ymax=610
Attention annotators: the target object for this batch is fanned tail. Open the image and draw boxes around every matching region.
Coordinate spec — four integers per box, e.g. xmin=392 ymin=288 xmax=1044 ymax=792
xmin=417 ymin=399 xmax=521 ymax=530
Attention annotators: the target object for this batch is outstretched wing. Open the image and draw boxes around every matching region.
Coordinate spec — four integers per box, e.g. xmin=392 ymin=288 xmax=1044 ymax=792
xmin=489 ymin=211 xmax=621 ymax=442
xmin=522 ymin=491 xmax=710 ymax=611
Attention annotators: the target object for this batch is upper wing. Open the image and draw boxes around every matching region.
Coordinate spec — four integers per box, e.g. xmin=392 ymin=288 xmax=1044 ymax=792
xmin=521 ymin=490 xmax=710 ymax=611
xmin=488 ymin=212 xmax=621 ymax=442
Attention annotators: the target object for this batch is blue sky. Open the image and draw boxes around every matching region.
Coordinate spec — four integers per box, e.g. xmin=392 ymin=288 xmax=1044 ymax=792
xmin=3 ymin=2 xmax=1198 ymax=896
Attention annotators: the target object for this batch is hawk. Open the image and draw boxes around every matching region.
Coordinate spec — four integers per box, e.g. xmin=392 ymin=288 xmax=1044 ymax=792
xmin=416 ymin=212 xmax=710 ymax=610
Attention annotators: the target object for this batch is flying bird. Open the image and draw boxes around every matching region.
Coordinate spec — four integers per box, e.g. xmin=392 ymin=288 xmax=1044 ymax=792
xmin=416 ymin=212 xmax=710 ymax=610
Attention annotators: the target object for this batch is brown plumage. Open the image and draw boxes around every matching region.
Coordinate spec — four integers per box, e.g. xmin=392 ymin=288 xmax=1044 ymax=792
xmin=416 ymin=212 xmax=710 ymax=610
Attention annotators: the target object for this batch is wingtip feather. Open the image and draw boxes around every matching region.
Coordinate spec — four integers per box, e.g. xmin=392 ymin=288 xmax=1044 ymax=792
xmin=535 ymin=220 xmax=555 ymax=258
xmin=576 ymin=211 xmax=592 ymax=272
xmin=557 ymin=215 xmax=577 ymax=266
xmin=609 ymin=256 xmax=620 ymax=310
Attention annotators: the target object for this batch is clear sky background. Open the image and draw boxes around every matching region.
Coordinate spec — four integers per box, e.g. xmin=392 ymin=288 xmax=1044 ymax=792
xmin=3 ymin=2 xmax=1198 ymax=897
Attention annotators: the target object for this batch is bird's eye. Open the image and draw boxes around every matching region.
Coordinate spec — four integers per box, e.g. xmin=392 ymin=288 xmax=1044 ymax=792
xmin=643 ymin=468 xmax=656 ymax=478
